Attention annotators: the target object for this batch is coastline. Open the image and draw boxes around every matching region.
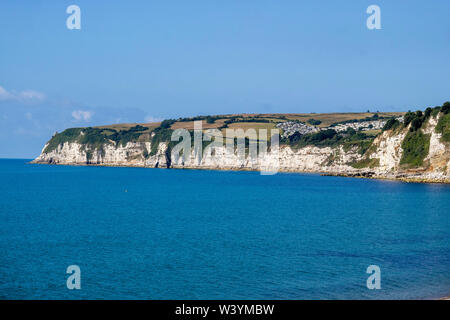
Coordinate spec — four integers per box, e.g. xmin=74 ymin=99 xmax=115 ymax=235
xmin=29 ymin=161 xmax=450 ymax=185
xmin=323 ymin=172 xmax=450 ymax=185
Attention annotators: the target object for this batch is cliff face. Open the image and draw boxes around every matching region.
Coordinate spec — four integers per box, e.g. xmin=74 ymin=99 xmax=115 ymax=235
xmin=32 ymin=114 xmax=450 ymax=183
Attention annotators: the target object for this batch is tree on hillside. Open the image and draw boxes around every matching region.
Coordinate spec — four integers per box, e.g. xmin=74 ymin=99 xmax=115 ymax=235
xmin=442 ymin=101 xmax=450 ymax=114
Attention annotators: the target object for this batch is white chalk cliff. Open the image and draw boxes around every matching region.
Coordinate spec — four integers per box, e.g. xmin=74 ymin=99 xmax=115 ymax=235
xmin=32 ymin=115 xmax=450 ymax=183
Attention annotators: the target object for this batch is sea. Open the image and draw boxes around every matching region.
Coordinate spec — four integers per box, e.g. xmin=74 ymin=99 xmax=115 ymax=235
xmin=0 ymin=159 xmax=448 ymax=299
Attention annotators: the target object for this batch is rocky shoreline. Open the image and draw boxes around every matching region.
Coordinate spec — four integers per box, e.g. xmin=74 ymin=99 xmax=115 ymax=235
xmin=31 ymin=160 xmax=450 ymax=185
xmin=322 ymin=172 xmax=450 ymax=184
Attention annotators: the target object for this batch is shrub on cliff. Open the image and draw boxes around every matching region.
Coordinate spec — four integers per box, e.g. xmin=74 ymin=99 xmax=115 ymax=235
xmin=383 ymin=118 xmax=400 ymax=131
xmin=431 ymin=106 xmax=441 ymax=117
xmin=287 ymin=129 xmax=341 ymax=148
xmin=160 ymin=119 xmax=176 ymax=129
xmin=289 ymin=129 xmax=337 ymax=144
xmin=435 ymin=112 xmax=450 ymax=143
xmin=307 ymin=118 xmax=322 ymax=126
xmin=441 ymin=101 xmax=450 ymax=114
xmin=410 ymin=117 xmax=424 ymax=131
xmin=403 ymin=110 xmax=426 ymax=132
xmin=400 ymin=131 xmax=431 ymax=167
xmin=350 ymin=157 xmax=380 ymax=169
xmin=403 ymin=111 xmax=415 ymax=127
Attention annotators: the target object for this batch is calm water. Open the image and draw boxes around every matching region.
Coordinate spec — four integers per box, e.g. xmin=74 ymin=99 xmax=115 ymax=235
xmin=0 ymin=159 xmax=448 ymax=299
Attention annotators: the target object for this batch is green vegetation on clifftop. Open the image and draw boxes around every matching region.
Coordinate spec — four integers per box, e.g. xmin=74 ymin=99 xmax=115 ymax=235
xmin=44 ymin=125 xmax=150 ymax=154
xmin=43 ymin=128 xmax=83 ymax=153
xmin=149 ymin=127 xmax=174 ymax=156
xmin=350 ymin=158 xmax=380 ymax=169
xmin=435 ymin=102 xmax=450 ymax=143
xmin=284 ymin=128 xmax=375 ymax=155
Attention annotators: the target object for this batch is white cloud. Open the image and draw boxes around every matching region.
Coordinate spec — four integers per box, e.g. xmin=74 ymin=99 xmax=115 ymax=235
xmin=71 ymin=110 xmax=93 ymax=122
xmin=0 ymin=86 xmax=13 ymax=100
xmin=144 ymin=115 xmax=163 ymax=123
xmin=0 ymin=85 xmax=46 ymax=102
xmin=20 ymin=90 xmax=46 ymax=101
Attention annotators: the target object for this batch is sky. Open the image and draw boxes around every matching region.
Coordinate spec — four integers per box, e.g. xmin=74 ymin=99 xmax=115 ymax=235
xmin=0 ymin=0 xmax=449 ymax=158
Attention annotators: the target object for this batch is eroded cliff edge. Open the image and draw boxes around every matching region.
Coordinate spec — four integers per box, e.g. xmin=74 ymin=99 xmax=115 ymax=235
xmin=32 ymin=105 xmax=450 ymax=183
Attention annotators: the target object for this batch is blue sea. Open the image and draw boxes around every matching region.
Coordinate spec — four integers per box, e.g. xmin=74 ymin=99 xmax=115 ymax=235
xmin=0 ymin=159 xmax=448 ymax=299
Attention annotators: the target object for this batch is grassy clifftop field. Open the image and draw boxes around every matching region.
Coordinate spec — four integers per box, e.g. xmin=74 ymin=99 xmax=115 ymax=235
xmin=93 ymin=111 xmax=404 ymax=132
xmin=44 ymin=111 xmax=401 ymax=152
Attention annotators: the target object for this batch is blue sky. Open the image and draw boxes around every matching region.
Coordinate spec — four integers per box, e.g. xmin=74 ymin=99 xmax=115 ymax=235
xmin=0 ymin=0 xmax=449 ymax=158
